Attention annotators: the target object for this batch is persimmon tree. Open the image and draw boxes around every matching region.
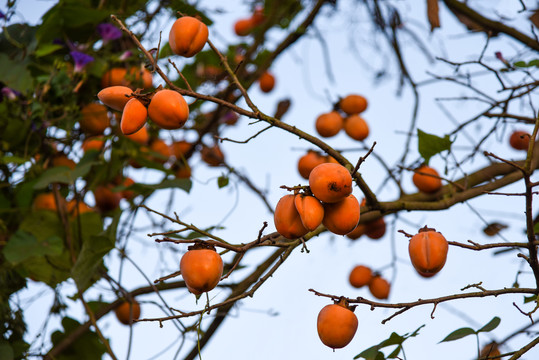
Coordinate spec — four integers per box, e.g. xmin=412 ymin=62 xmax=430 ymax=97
xmin=1 ymin=0 xmax=539 ymax=359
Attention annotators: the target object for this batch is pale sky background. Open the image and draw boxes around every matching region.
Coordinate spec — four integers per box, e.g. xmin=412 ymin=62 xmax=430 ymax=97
xmin=7 ymin=0 xmax=539 ymax=359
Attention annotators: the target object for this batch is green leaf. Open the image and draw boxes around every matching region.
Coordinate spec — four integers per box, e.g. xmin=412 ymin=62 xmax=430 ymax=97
xmin=50 ymin=317 xmax=107 ymax=360
xmin=71 ymin=220 xmax=115 ymax=291
xmin=417 ymin=129 xmax=453 ymax=164
xmin=354 ymin=346 xmax=386 ymax=360
xmin=387 ymin=345 xmax=403 ymax=358
xmin=439 ymin=327 xmax=476 ymax=342
xmin=524 ymin=295 xmax=537 ymax=304
xmin=378 ymin=332 xmax=405 ymax=347
xmin=0 ymin=341 xmax=14 ymax=360
xmin=35 ymin=43 xmax=64 ymax=57
xmin=533 ymin=222 xmax=539 ymax=235
xmin=159 ymin=42 xmax=173 ymax=59
xmin=0 ymin=53 xmax=33 ymax=93
xmin=4 ymin=230 xmax=63 ymax=264
xmin=33 ymin=166 xmax=74 ymax=189
xmin=217 ymin=175 xmax=229 ymax=188
xmin=529 ymin=59 xmax=539 ymax=67
xmin=513 ymin=61 xmax=527 ymax=67
xmin=477 ymin=316 xmax=501 ymax=333
xmin=130 ymin=178 xmax=192 ymax=195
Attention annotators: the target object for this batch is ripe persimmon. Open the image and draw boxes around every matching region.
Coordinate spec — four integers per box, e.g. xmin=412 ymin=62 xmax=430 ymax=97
xmin=365 ymin=217 xmax=386 ymax=240
xmin=115 ymin=299 xmax=141 ymax=325
xmin=344 ymin=115 xmax=369 ymax=141
xmin=171 ymin=140 xmax=193 ymax=160
xmin=297 ymin=150 xmax=326 ymax=180
xmin=234 ymin=18 xmax=255 ymax=36
xmin=317 ymin=299 xmax=358 ymax=349
xmin=149 ymin=139 xmax=172 ymax=164
xmin=346 ymin=223 xmax=367 ymax=240
xmin=121 ymin=177 xmax=136 ymax=200
xmin=274 ymin=194 xmax=309 ymax=239
xmin=322 ymin=194 xmax=360 ymax=235
xmin=93 ymin=185 xmax=122 ymax=213
xmin=66 ymin=199 xmax=93 ymax=216
xmin=180 ymin=245 xmax=223 ymax=295
xmin=82 ymin=137 xmax=105 ymax=153
xmin=309 ymin=163 xmax=353 ymax=203
xmin=52 ymin=154 xmax=76 ymax=170
xmin=315 ymin=111 xmax=343 ymax=138
xmin=294 ymin=194 xmax=324 ymax=231
xmin=408 ymin=226 xmax=448 ymax=278
xmin=101 ymin=67 xmax=152 ymax=89
xmin=120 ymin=98 xmax=147 ymax=135
xmin=33 ymin=193 xmax=58 ymax=211
xmin=169 ymin=16 xmax=208 ymax=57
xmin=340 ymin=94 xmax=368 ymax=115
xmin=148 ymin=89 xmax=189 ymax=130
xmin=97 ymin=86 xmax=132 ymax=111
xmin=80 ymin=103 xmax=110 ymax=135
xmin=349 ymin=265 xmax=373 ymax=288
xmin=201 ymin=144 xmax=224 ymax=167
xmin=412 ymin=165 xmax=442 ymax=193
xmin=174 ymin=163 xmax=192 ymax=179
xmin=125 ymin=125 xmax=149 ymax=145
xmin=368 ymin=275 xmax=390 ymax=299
xmin=252 ymin=6 xmax=266 ymax=25
xmin=509 ymin=130 xmax=531 ymax=150
xmin=259 ymin=71 xmax=275 ymax=93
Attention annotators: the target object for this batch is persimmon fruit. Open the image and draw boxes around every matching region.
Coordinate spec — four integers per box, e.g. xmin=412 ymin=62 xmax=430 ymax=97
xmin=125 ymin=125 xmax=149 ymax=145
xmin=368 ymin=275 xmax=390 ymax=299
xmin=115 ymin=299 xmax=141 ymax=325
xmin=149 ymin=139 xmax=172 ymax=164
xmin=294 ymin=194 xmax=324 ymax=231
xmin=365 ymin=217 xmax=386 ymax=240
xmin=33 ymin=193 xmax=58 ymax=211
xmin=80 ymin=103 xmax=110 ymax=135
xmin=93 ymin=185 xmax=122 ymax=213
xmin=169 ymin=16 xmax=209 ymax=58
xmin=201 ymin=144 xmax=224 ymax=167
xmin=509 ymin=130 xmax=531 ymax=150
xmin=408 ymin=226 xmax=449 ymax=278
xmin=148 ymin=89 xmax=189 ymax=130
xmin=97 ymin=86 xmax=132 ymax=111
xmin=340 ymin=94 xmax=368 ymax=115
xmin=346 ymin=223 xmax=367 ymax=240
xmin=344 ymin=115 xmax=369 ymax=141
xmin=274 ymin=194 xmax=309 ymax=239
xmin=412 ymin=165 xmax=442 ymax=193
xmin=317 ymin=299 xmax=358 ymax=349
xmin=309 ymin=163 xmax=353 ymax=203
xmin=120 ymin=98 xmax=147 ymax=135
xmin=171 ymin=140 xmax=193 ymax=160
xmin=82 ymin=137 xmax=105 ymax=152
xmin=101 ymin=67 xmax=152 ymax=89
xmin=349 ymin=265 xmax=373 ymax=288
xmin=315 ymin=111 xmax=343 ymax=138
xmin=52 ymin=154 xmax=76 ymax=170
xmin=234 ymin=18 xmax=255 ymax=36
xmin=67 ymin=199 xmax=93 ymax=216
xmin=259 ymin=71 xmax=275 ymax=93
xmin=322 ymin=194 xmax=360 ymax=235
xmin=297 ymin=150 xmax=326 ymax=180
xmin=180 ymin=245 xmax=223 ymax=295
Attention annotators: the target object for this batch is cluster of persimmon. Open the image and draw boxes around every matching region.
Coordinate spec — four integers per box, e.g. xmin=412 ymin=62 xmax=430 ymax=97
xmin=315 ymin=94 xmax=370 ymax=141
xmin=348 ymin=265 xmax=390 ymax=300
xmin=180 ymin=242 xmax=224 ymax=295
xmin=274 ymin=163 xmax=361 ymax=239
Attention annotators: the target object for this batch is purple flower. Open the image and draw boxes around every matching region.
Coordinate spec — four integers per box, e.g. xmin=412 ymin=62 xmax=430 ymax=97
xmin=119 ymin=50 xmax=133 ymax=61
xmin=1 ymin=87 xmax=20 ymax=100
xmin=70 ymin=51 xmax=94 ymax=72
xmin=97 ymin=23 xmax=122 ymax=43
